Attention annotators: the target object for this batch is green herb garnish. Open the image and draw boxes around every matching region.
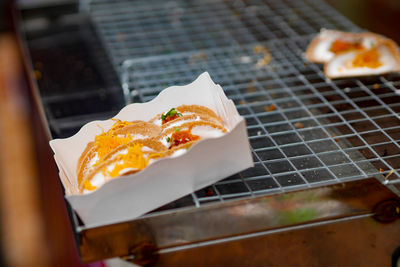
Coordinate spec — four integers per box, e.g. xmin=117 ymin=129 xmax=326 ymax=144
xmin=166 ymin=137 xmax=171 ymax=142
xmin=161 ymin=108 xmax=182 ymax=121
xmin=175 ymin=127 xmax=180 ymax=132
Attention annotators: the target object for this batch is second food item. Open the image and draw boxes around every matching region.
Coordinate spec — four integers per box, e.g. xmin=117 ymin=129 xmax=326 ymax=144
xmin=305 ymin=29 xmax=385 ymax=63
xmin=305 ymin=29 xmax=400 ymax=79
xmin=324 ymin=40 xmax=400 ymax=79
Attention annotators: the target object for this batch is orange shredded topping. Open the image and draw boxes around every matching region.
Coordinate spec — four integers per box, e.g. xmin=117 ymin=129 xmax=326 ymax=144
xmin=83 ymin=180 xmax=97 ymax=191
xmin=94 ymin=120 xmax=136 ymax=160
xmin=170 ymin=128 xmax=200 ymax=148
xmin=379 ymin=168 xmax=384 ymax=173
xmin=330 ymin=39 xmax=363 ymax=53
xmin=94 ymin=132 xmax=132 ymax=160
xmin=352 ymin=48 xmax=382 ymax=69
xmin=108 ymin=143 xmax=147 ymax=178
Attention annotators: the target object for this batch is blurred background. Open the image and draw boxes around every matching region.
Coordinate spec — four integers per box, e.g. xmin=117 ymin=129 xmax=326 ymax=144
xmin=0 ymin=0 xmax=400 ymax=266
xmin=327 ymin=0 xmax=400 ymax=43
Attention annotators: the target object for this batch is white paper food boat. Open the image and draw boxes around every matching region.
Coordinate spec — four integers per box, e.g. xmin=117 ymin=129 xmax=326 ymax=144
xmin=50 ymin=72 xmax=253 ymax=227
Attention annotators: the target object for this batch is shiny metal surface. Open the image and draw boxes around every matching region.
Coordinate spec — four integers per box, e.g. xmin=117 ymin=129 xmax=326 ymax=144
xmin=79 ymin=178 xmax=400 ymax=263
xmin=155 ymin=215 xmax=400 ymax=267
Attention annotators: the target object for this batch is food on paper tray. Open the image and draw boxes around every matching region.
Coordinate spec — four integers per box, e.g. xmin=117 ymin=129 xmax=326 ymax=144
xmin=305 ymin=29 xmax=400 ymax=79
xmin=77 ymin=105 xmax=227 ymax=193
xmin=50 ymin=72 xmax=254 ymax=225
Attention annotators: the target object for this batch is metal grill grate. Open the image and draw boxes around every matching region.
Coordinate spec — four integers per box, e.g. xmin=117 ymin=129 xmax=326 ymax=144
xmin=83 ymin=0 xmax=400 ymax=211
xmin=122 ymin=36 xmax=400 ymax=209
xmin=85 ymin=0 xmax=359 ymax=72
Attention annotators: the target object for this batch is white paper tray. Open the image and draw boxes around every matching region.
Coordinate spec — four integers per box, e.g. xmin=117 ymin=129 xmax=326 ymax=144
xmin=50 ymin=72 xmax=253 ymax=227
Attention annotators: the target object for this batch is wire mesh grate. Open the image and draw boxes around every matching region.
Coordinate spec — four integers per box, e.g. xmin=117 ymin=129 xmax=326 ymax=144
xmin=86 ymin=0 xmax=359 ymax=72
xmin=122 ymin=36 xmax=400 ymax=208
xmin=83 ymin=0 xmax=400 ymax=210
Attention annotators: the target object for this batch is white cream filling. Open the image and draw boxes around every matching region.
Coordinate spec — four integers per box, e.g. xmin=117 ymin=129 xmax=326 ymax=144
xmin=87 ymin=159 xmax=142 ymax=191
xmin=86 ymin=146 xmax=151 ymax=192
xmin=153 ymin=119 xmax=162 ymax=126
xmin=107 ymin=148 xmax=128 ymax=162
xmin=314 ymin=37 xmax=336 ymax=62
xmin=160 ymin=134 xmax=172 ymax=148
xmin=325 ymin=45 xmax=399 ymax=78
xmin=163 ymin=116 xmax=201 ymax=131
xmin=181 ymin=111 xmax=194 ymax=116
xmin=87 ymin=153 xmax=99 ymax=168
xmin=117 ymin=133 xmax=146 ymax=140
xmin=361 ymin=37 xmax=379 ymax=49
xmin=88 ymin=164 xmax=111 ymax=190
xmin=312 ymin=31 xmax=380 ymax=63
xmin=141 ymin=146 xmax=154 ymax=152
xmin=191 ymin=125 xmax=225 ymax=139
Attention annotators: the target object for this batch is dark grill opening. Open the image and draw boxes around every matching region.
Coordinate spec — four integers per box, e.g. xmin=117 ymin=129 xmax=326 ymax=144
xmin=26 ymin=20 xmax=125 ymax=138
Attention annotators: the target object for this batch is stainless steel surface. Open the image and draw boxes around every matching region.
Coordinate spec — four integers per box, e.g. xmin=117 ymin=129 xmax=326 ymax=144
xmin=78 ymin=178 xmax=400 ymax=263
xmin=154 ymin=215 xmax=400 ymax=267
